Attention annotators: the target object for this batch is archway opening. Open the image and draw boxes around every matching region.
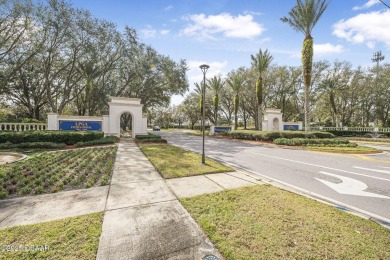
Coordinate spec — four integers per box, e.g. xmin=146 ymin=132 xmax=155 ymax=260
xmin=120 ymin=112 xmax=133 ymax=137
xmin=273 ymin=118 xmax=279 ymax=131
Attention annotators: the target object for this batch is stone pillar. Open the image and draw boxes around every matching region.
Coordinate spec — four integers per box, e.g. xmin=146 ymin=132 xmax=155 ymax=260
xmin=47 ymin=113 xmax=58 ymax=130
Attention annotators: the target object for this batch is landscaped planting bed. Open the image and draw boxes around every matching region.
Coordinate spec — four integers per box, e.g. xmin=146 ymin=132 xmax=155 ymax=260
xmin=0 ymin=146 xmax=117 ymax=199
xmin=273 ymin=138 xmax=351 ymax=146
xmin=221 ymin=130 xmax=334 ymax=142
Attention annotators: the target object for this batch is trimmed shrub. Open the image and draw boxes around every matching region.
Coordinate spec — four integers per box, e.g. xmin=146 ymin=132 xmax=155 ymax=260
xmin=0 ymin=131 xmax=104 ymax=145
xmin=325 ymin=130 xmax=390 ymax=137
xmin=225 ymin=130 xmax=335 ymax=142
xmin=312 ymin=131 xmax=335 ymax=139
xmin=75 ymin=136 xmax=118 ymax=147
xmin=273 ymin=138 xmax=349 ymax=146
xmin=136 ymin=138 xmax=167 ymax=143
xmin=135 ymin=133 xmax=161 ymax=140
xmin=0 ymin=142 xmax=66 ymax=149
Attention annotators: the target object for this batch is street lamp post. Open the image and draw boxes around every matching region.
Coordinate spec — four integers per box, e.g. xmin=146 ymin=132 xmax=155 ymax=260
xmin=199 ymin=64 xmax=209 ymax=164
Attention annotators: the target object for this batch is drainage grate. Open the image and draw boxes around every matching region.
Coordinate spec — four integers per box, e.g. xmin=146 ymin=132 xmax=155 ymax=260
xmin=203 ymin=255 xmax=219 ymax=260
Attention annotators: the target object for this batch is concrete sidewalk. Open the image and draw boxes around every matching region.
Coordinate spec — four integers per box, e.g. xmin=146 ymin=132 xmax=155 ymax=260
xmin=96 ymin=138 xmax=225 ymax=259
xmin=0 ymin=138 xmax=262 ymax=259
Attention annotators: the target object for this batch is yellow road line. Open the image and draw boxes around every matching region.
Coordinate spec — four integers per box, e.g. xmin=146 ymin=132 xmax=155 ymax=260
xmin=354 ymin=154 xmax=390 ymax=164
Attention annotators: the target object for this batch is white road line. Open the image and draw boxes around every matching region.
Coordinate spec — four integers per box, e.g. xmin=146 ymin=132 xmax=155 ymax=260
xmin=353 ymin=166 xmax=390 ymax=175
xmin=250 ymin=151 xmax=390 ymax=182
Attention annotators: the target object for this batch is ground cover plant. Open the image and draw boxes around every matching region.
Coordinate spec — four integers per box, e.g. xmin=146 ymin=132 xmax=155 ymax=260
xmin=181 ymin=185 xmax=390 ymax=259
xmin=0 ymin=146 xmax=117 ymax=199
xmin=0 ymin=212 xmax=103 ymax=259
xmin=139 ymin=143 xmax=233 ymax=178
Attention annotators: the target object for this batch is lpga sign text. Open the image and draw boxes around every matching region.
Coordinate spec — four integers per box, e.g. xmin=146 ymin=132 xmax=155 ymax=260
xmin=59 ymin=121 xmax=102 ymax=131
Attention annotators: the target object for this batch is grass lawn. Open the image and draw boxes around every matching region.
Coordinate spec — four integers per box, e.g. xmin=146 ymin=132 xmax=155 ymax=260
xmin=138 ymin=143 xmax=233 ymax=178
xmin=0 ymin=212 xmax=103 ymax=260
xmin=0 ymin=146 xmax=117 ymax=199
xmin=181 ymin=185 xmax=390 ymax=259
xmin=306 ymin=145 xmax=380 ymax=154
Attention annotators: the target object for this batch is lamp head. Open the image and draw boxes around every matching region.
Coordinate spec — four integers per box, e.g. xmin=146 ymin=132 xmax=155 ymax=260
xmin=199 ymin=64 xmax=210 ymax=74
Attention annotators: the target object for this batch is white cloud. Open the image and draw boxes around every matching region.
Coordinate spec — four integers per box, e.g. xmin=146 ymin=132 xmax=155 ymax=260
xmin=160 ymin=29 xmax=170 ymax=35
xmin=333 ymin=10 xmax=390 ymax=47
xmin=164 ymin=5 xmax=173 ymax=11
xmin=141 ymin=25 xmax=156 ymax=39
xmin=181 ymin=13 xmax=264 ymax=40
xmin=187 ymin=60 xmax=228 ymax=86
xmin=353 ymin=0 xmax=380 ymax=10
xmin=314 ymin=43 xmax=344 ymax=56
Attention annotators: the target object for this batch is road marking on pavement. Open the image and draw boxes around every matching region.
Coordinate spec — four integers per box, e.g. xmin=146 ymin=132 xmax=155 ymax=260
xmin=353 ymin=154 xmax=390 ymax=164
xmin=353 ymin=166 xmax=390 ymax=175
xmin=316 ymin=171 xmax=390 ymax=199
xmin=250 ymin=151 xmax=390 ymax=182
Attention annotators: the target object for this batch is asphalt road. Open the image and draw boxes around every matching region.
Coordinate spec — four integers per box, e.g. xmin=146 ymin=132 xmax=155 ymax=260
xmin=157 ymin=132 xmax=390 ymax=224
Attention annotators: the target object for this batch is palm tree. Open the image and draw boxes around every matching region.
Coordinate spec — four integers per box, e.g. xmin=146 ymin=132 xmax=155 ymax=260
xmin=319 ymin=78 xmax=340 ymax=127
xmin=251 ymin=49 xmax=273 ymax=130
xmin=281 ymin=0 xmax=331 ymax=131
xmin=207 ymin=75 xmax=224 ymax=125
xmin=227 ymin=75 xmax=244 ymax=130
xmin=194 ymin=82 xmax=203 ymax=116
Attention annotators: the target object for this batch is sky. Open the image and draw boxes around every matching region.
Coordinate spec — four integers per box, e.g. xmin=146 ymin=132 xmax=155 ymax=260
xmin=69 ymin=0 xmax=390 ymax=105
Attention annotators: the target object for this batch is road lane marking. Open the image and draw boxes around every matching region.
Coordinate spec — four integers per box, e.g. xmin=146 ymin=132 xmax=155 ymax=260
xmin=316 ymin=171 xmax=390 ymax=199
xmin=353 ymin=154 xmax=390 ymax=164
xmin=250 ymin=151 xmax=390 ymax=182
xmin=353 ymin=166 xmax=390 ymax=175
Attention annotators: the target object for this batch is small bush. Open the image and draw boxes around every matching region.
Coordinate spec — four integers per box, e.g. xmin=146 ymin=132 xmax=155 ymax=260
xmin=273 ymin=138 xmax=349 ymax=146
xmin=75 ymin=136 xmax=117 ymax=147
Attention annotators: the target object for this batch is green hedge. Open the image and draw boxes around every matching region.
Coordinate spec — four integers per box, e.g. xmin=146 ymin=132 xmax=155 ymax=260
xmin=0 ymin=142 xmax=66 ymax=149
xmin=134 ymin=132 xmax=165 ymax=143
xmin=135 ymin=133 xmax=161 ymax=140
xmin=224 ymin=130 xmax=334 ymax=141
xmin=75 ymin=136 xmax=118 ymax=147
xmin=0 ymin=131 xmax=104 ymax=145
xmin=136 ymin=138 xmax=167 ymax=143
xmin=273 ymin=138 xmax=349 ymax=146
xmin=326 ymin=130 xmax=390 ymax=137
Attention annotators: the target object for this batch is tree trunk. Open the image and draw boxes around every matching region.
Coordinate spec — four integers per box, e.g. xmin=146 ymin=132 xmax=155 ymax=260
xmin=302 ymin=36 xmax=313 ymax=131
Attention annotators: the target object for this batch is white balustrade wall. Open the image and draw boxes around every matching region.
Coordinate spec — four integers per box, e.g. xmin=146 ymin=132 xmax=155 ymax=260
xmin=312 ymin=126 xmax=390 ymax=132
xmin=0 ymin=123 xmax=47 ymax=131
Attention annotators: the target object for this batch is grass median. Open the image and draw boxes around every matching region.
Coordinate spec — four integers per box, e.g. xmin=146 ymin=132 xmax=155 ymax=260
xmin=0 ymin=212 xmax=103 ymax=259
xmin=138 ymin=143 xmax=233 ymax=178
xmin=305 ymin=145 xmax=380 ymax=154
xmin=181 ymin=185 xmax=390 ymax=259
